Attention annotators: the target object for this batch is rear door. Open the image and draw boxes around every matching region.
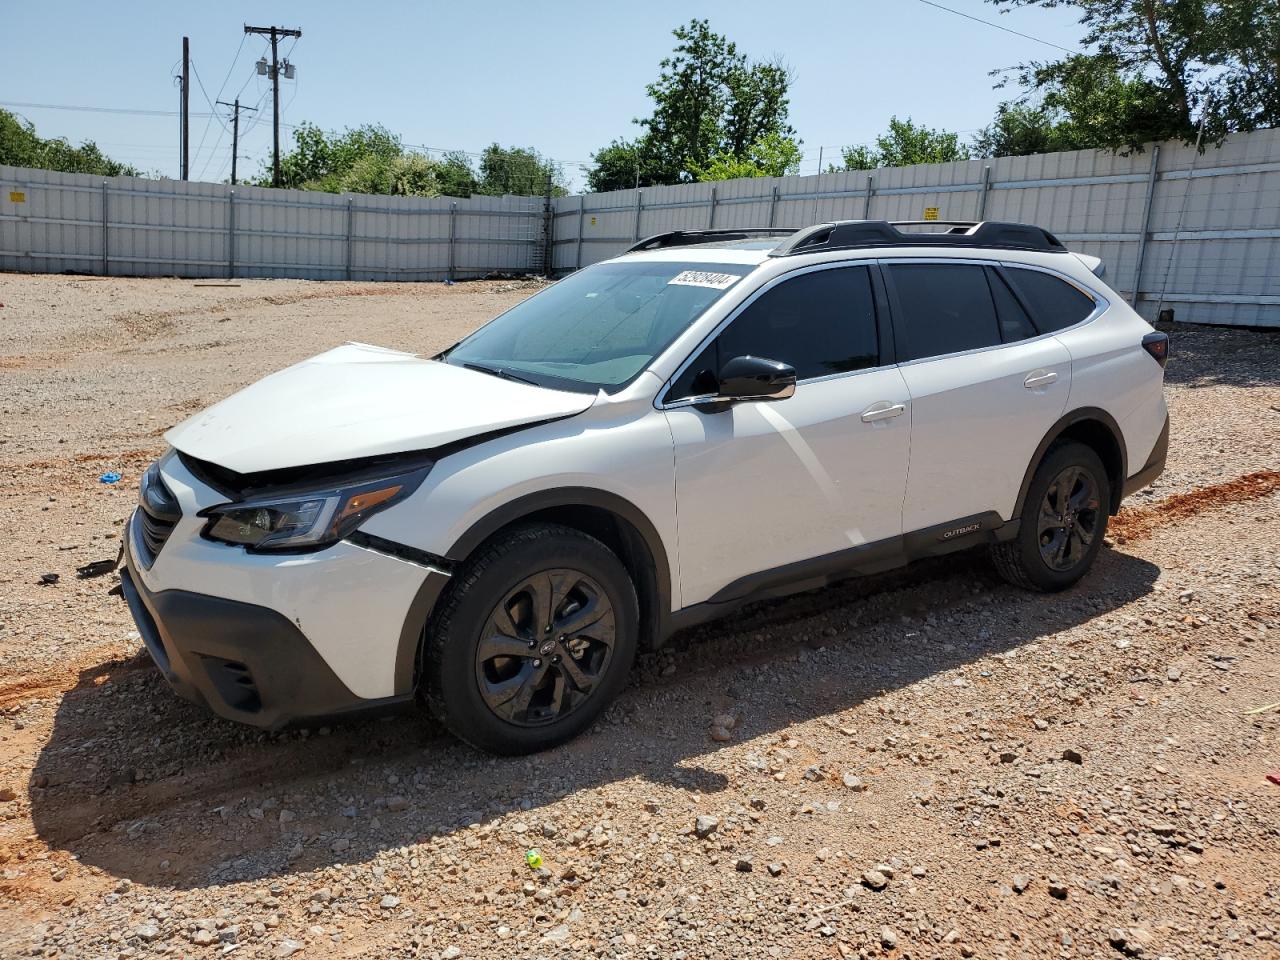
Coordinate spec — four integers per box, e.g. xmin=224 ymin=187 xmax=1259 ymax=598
xmin=884 ymin=259 xmax=1073 ymax=533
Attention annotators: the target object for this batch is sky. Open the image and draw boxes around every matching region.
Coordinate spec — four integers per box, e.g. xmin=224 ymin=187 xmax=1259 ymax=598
xmin=2 ymin=1 xmax=1087 ymax=192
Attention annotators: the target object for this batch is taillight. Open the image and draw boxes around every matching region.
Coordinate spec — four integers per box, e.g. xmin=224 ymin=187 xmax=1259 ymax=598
xmin=1142 ymin=331 xmax=1170 ymax=367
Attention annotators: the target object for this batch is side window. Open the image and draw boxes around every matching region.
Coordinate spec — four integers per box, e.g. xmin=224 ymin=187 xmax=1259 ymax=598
xmin=1006 ymin=267 xmax=1097 ymax=333
xmin=668 ymin=266 xmax=879 ymax=400
xmin=886 ymin=263 xmax=1001 ymax=362
xmin=986 ymin=268 xmax=1037 ymax=343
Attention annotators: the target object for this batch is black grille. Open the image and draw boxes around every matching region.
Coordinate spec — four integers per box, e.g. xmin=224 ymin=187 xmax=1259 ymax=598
xmin=138 ymin=509 xmax=177 ymax=563
xmin=136 ymin=461 xmax=181 ymax=566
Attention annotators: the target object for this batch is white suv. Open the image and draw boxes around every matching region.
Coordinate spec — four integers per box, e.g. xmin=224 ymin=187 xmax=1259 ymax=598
xmin=123 ymin=220 xmax=1170 ymax=753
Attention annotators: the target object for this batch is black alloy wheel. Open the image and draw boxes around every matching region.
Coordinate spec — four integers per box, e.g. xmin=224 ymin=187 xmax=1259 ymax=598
xmin=1036 ymin=465 xmax=1102 ymax=572
xmin=474 ymin=568 xmax=616 ymax=727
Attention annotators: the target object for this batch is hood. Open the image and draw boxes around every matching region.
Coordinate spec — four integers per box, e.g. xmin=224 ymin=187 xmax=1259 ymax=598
xmin=165 ymin=343 xmax=595 ymax=474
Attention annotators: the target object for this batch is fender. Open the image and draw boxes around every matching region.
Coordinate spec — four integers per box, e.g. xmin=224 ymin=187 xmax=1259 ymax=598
xmin=1012 ymin=407 xmax=1128 ymax=519
xmin=447 ymin=485 xmax=673 ymax=639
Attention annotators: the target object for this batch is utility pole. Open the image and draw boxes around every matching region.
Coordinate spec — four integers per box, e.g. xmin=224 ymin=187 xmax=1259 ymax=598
xmin=216 ymin=98 xmax=257 ymax=185
xmin=244 ymin=23 xmax=301 ymax=188
xmin=180 ymin=36 xmax=190 ymax=180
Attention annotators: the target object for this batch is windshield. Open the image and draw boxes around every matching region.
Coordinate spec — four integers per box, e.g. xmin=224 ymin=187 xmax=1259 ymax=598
xmin=443 ymin=260 xmax=754 ymax=392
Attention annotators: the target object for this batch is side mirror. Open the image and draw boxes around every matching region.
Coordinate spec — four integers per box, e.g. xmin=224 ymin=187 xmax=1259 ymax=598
xmin=717 ymin=355 xmax=797 ymax=401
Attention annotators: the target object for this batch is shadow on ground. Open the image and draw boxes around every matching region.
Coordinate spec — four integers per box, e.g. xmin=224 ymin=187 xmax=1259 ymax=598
xmin=1163 ymin=322 xmax=1279 ymax=388
xmin=27 ymin=544 xmax=1159 ymax=890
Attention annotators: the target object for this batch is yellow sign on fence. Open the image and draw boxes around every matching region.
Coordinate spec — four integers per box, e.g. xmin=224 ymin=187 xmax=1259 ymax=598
xmin=9 ymin=191 xmax=25 ymax=203
xmin=923 ymin=206 xmax=939 ymax=221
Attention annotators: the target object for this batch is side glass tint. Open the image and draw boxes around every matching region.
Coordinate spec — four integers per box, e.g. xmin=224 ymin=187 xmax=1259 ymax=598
xmin=1006 ymin=267 xmax=1097 ymax=333
xmin=987 ymin=268 xmax=1037 ymax=342
xmin=886 ymin=263 xmax=1001 ymax=362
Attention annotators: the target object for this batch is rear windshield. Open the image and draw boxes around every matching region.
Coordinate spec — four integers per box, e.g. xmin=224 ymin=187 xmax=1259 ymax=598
xmin=442 ymin=260 xmax=754 ymax=392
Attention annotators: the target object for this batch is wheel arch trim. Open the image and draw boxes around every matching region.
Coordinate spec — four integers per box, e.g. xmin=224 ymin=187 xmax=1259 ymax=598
xmin=1013 ymin=407 xmax=1129 ymax=519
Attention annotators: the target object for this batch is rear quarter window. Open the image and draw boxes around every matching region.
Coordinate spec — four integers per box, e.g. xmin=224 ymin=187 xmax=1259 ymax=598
xmin=1006 ymin=268 xmax=1098 ymax=333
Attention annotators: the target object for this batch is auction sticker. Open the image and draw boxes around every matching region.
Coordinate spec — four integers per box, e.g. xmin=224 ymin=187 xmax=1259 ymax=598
xmin=667 ymin=270 xmax=738 ymax=289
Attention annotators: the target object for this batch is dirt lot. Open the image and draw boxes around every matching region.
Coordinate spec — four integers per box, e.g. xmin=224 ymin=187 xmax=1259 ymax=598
xmin=0 ymin=273 xmax=1278 ymax=960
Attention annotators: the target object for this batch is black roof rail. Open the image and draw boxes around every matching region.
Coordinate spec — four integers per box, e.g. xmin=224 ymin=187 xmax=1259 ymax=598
xmin=769 ymin=220 xmax=1067 ymax=257
xmin=626 ymin=227 xmax=799 ymax=253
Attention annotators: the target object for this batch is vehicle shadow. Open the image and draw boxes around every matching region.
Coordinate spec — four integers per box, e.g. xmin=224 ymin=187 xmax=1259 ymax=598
xmin=1163 ymin=322 xmax=1279 ymax=388
xmin=27 ymin=543 xmax=1159 ymax=890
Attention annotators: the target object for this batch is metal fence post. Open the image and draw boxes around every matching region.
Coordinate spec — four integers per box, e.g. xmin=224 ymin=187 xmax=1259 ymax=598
xmin=863 ymin=175 xmax=875 ymax=219
xmin=541 ymin=173 xmax=554 ymax=277
xmin=977 ymin=165 xmax=992 ymax=220
xmin=707 ymin=185 xmax=718 ymax=229
xmin=633 ymin=189 xmax=643 ymax=241
xmin=575 ymin=194 xmax=585 ymax=270
xmin=345 ymin=197 xmax=355 ymax=281
xmin=1130 ymin=145 xmax=1161 ymax=308
xmin=100 ymin=180 xmax=109 ymax=276
xmin=227 ymin=189 xmax=235 ymax=279
xmin=447 ymin=201 xmax=457 ymax=281
xmin=768 ymin=184 xmax=779 ymax=227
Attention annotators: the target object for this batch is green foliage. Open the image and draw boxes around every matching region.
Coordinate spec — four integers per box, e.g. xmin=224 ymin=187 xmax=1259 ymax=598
xmin=976 ymin=55 xmax=1179 ymax=156
xmin=0 ymin=109 xmax=139 ymax=177
xmin=693 ymin=132 xmax=803 ymax=180
xmin=841 ymin=117 xmax=970 ymax=171
xmin=477 ymin=144 xmax=568 ymax=197
xmin=587 ymin=19 xmax=801 ymax=188
xmin=270 ymin=125 xmax=566 ymax=198
xmin=985 ymin=0 xmax=1280 ymax=152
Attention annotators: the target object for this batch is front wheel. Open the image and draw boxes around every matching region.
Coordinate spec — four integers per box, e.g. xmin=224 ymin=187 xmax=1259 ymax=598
xmin=422 ymin=522 xmax=638 ymax=754
xmin=992 ymin=441 xmax=1110 ymax=592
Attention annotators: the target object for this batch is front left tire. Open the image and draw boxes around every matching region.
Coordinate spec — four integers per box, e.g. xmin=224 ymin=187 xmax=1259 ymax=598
xmin=422 ymin=522 xmax=638 ymax=755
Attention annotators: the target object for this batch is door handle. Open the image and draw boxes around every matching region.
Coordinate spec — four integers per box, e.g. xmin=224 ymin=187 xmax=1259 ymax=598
xmin=860 ymin=401 xmax=906 ymax=423
xmin=1023 ymin=370 xmax=1059 ymax=389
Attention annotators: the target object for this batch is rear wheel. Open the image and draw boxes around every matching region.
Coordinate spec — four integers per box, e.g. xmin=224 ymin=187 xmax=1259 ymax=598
xmin=423 ymin=522 xmax=637 ymax=754
xmin=992 ymin=442 xmax=1110 ymax=591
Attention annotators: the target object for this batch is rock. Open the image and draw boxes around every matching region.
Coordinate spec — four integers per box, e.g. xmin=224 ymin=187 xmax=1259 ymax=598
xmin=0 ymin=787 xmax=15 ymax=802
xmin=862 ymin=869 xmax=889 ymax=891
xmin=1033 ymin=719 xmax=1049 ymax=731
xmin=841 ymin=772 xmax=866 ymax=791
xmin=1151 ymin=822 xmax=1176 ymax=836
xmin=39 ymin=573 xmax=59 ymax=585
xmin=873 ymin=862 xmax=895 ymax=879
xmin=1048 ymin=878 xmax=1069 ymax=899
xmin=709 ymin=725 xmax=733 ymax=742
xmin=275 ymin=940 xmax=303 ymax=958
xmin=192 ymin=929 xmax=215 ymax=945
xmin=135 ymin=923 xmax=161 ymax=942
xmin=385 ymin=796 xmax=409 ymax=812
xmin=711 ymin=713 xmax=737 ymax=731
xmin=380 ymin=895 xmax=400 ymax=910
xmin=331 ymin=838 xmax=350 ymax=853
xmin=735 ymin=857 xmax=753 ymax=873
xmin=1110 ymin=926 xmax=1155 ymax=957
xmin=544 ymin=925 xmax=570 ymax=943
xmin=694 ymin=815 xmax=719 ymax=839
xmin=1061 ymin=748 xmax=1085 ymax=765
xmin=881 ymin=927 xmax=898 ymax=950
xmin=749 ymin=797 xmax=766 ymax=811
xmin=767 ymin=862 xmax=785 ymax=877
xmin=1012 ymin=873 xmax=1031 ymax=893
xmin=999 ymin=751 xmax=1017 ymax=763
xmin=1167 ymin=666 xmax=1182 ymax=681
xmin=441 ymin=948 xmax=462 ymax=960
xmin=541 ymin=822 xmax=558 ymax=839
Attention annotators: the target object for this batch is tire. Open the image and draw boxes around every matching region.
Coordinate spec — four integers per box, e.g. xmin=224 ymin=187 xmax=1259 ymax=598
xmin=991 ymin=441 xmax=1110 ymax=592
xmin=422 ymin=522 xmax=638 ymax=755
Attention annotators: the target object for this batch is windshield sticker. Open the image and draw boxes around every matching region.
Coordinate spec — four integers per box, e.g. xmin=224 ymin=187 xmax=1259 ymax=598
xmin=667 ymin=270 xmax=739 ymax=290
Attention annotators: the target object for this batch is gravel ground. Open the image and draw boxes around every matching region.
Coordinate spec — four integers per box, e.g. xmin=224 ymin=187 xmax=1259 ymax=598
xmin=0 ymin=274 xmax=1278 ymax=959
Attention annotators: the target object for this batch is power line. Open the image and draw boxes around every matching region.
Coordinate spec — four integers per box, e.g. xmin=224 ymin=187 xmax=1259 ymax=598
xmin=1 ymin=99 xmax=215 ymax=118
xmin=912 ymin=0 xmax=1078 ymax=55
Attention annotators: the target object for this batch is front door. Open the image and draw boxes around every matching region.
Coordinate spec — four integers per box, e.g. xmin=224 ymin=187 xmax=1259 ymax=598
xmin=662 ymin=264 xmax=912 ymax=607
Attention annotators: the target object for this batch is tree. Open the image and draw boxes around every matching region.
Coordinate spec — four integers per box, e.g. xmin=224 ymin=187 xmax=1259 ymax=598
xmin=586 ymin=19 xmax=801 ymax=187
xmin=0 ymin=109 xmax=139 ymax=176
xmin=476 ymin=144 xmax=568 ymax=196
xmin=273 ymin=122 xmax=405 ymax=191
xmin=986 ymin=0 xmax=1280 ymax=150
xmin=436 ymin=150 xmax=479 ymax=198
xmin=975 ymin=55 xmax=1179 ymax=156
xmin=841 ymin=117 xmax=969 ymax=171
xmin=693 ymin=131 xmax=803 ymax=180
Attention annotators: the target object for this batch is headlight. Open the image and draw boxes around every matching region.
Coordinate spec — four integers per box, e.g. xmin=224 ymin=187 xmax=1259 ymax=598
xmin=199 ymin=468 xmax=428 ymax=551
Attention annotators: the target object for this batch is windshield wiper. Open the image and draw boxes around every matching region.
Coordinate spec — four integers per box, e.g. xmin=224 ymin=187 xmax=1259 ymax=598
xmin=459 ymin=361 xmax=538 ymax=386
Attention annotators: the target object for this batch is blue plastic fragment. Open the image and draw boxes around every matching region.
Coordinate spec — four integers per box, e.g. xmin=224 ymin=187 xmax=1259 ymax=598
xmin=99 ymin=471 xmax=122 ymax=484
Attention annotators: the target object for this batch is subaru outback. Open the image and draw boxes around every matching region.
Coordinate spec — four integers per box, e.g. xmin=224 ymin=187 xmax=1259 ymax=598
xmin=121 ymin=219 xmax=1170 ymax=753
